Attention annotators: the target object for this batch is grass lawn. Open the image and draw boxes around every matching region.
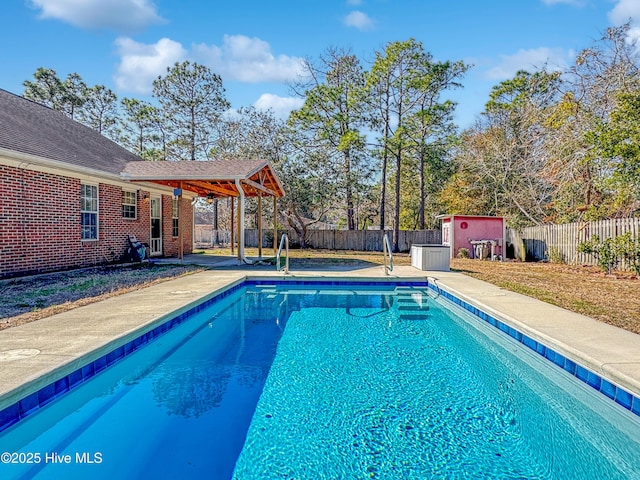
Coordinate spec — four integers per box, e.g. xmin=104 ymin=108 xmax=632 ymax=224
xmin=1 ymin=249 xmax=638 ymax=335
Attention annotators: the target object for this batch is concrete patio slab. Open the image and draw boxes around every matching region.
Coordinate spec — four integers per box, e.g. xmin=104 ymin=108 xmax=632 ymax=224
xmin=1 ymin=262 xmax=639 ymax=415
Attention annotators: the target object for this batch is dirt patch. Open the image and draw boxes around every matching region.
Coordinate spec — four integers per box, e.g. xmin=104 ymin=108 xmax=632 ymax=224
xmin=0 ymin=263 xmax=203 ymax=330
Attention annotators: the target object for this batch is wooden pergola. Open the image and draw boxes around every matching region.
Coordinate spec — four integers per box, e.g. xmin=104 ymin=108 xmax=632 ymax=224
xmin=121 ymin=158 xmax=285 ymax=261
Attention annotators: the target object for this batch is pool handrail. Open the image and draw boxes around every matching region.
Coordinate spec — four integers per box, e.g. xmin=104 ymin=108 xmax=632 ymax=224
xmin=383 ymin=233 xmax=393 ymax=275
xmin=277 ymin=233 xmax=289 ymax=274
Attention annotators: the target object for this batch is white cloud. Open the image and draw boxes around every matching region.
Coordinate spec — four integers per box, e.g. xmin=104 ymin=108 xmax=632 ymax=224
xmin=608 ymin=0 xmax=640 ymax=25
xmin=343 ymin=10 xmax=374 ymax=30
xmin=254 ymin=94 xmax=304 ymax=119
xmin=627 ymin=26 xmax=640 ymax=52
xmin=193 ymin=35 xmax=306 ymax=83
xmin=114 ymin=37 xmax=187 ymax=94
xmin=486 ymin=47 xmax=571 ymax=80
xmin=28 ymin=0 xmax=164 ymax=32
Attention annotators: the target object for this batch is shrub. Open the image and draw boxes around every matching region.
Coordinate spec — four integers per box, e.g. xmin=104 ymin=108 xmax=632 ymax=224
xmin=615 ymin=232 xmax=640 ymax=275
xmin=457 ymin=247 xmax=470 ymax=259
xmin=578 ymin=233 xmax=640 ymax=275
xmin=547 ymin=247 xmax=564 ymax=264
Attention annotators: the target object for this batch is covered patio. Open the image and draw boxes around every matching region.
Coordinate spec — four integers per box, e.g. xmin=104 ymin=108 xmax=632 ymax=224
xmin=121 ymin=158 xmax=285 ymax=262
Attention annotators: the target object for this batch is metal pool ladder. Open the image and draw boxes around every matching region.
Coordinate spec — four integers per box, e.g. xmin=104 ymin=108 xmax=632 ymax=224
xmin=383 ymin=233 xmax=394 ymax=276
xmin=277 ymin=233 xmax=289 ymax=274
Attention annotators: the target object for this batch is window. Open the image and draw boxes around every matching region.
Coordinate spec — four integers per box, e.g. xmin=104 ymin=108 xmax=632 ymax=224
xmin=122 ymin=190 xmax=137 ymax=219
xmin=80 ymin=184 xmax=98 ymax=240
xmin=172 ymin=198 xmax=179 ymax=237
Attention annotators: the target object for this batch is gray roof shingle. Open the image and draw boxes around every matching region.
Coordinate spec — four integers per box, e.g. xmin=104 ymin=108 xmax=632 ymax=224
xmin=121 ymin=158 xmax=268 ymax=179
xmin=0 ymin=88 xmax=142 ymax=175
xmin=0 ymin=88 xmax=285 ymax=197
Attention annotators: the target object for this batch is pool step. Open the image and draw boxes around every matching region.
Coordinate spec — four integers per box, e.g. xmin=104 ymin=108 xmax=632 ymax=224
xmin=399 ymin=313 xmax=430 ymax=321
xmin=395 ymin=295 xmax=429 ymax=310
xmin=396 ymin=296 xmax=422 ymax=302
xmin=395 ymin=291 xmax=430 ymax=320
xmin=398 ymin=304 xmax=429 ymax=312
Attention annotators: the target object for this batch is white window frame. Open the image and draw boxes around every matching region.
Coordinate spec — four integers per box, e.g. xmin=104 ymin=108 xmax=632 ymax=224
xmin=172 ymin=197 xmax=179 ymax=237
xmin=122 ymin=190 xmax=137 ymax=219
xmin=80 ymin=183 xmax=99 ymax=241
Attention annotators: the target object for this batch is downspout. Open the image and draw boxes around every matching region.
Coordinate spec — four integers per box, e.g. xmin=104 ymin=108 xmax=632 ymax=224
xmin=235 ymin=178 xmax=253 ymax=264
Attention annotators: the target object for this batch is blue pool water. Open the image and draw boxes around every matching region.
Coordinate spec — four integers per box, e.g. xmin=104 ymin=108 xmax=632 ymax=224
xmin=1 ymin=283 xmax=639 ymax=479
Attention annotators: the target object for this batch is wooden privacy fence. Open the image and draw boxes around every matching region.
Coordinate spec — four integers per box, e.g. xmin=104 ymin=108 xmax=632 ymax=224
xmin=194 ymin=226 xmax=441 ymax=252
xmin=301 ymin=229 xmax=441 ymax=252
xmin=507 ymin=217 xmax=640 ymax=265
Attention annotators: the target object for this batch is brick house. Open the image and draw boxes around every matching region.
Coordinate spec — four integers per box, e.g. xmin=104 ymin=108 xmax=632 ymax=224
xmin=0 ymin=89 xmax=284 ymax=278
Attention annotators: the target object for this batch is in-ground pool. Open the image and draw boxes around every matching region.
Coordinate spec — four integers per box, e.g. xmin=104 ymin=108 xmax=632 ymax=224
xmin=1 ymin=282 xmax=639 ymax=479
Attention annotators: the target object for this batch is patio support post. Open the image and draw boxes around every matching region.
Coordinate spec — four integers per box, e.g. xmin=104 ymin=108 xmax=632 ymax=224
xmin=230 ymin=197 xmax=234 ymax=255
xmin=235 ymin=178 xmax=247 ymax=262
xmin=273 ymin=195 xmax=277 ymax=254
xmin=178 ymin=181 xmax=183 ymax=260
xmin=257 ymin=194 xmax=263 ymax=259
xmin=237 ymin=192 xmax=242 ymax=261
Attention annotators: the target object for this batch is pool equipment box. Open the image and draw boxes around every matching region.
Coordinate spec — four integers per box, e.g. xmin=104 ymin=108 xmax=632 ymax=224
xmin=411 ymin=245 xmax=450 ymax=271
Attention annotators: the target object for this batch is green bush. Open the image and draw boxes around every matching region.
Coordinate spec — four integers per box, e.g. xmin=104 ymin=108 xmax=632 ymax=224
xmin=456 ymin=247 xmax=470 ymax=259
xmin=578 ymin=233 xmax=640 ymax=275
xmin=547 ymin=247 xmax=564 ymax=264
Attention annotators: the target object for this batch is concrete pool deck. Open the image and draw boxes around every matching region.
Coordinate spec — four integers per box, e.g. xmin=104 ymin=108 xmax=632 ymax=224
xmin=1 ymin=261 xmax=640 ymax=414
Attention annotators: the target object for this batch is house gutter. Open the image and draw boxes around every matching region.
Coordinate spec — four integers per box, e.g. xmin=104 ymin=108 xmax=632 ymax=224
xmin=0 ymin=148 xmax=182 ymax=196
xmin=0 ymin=147 xmax=123 ymax=183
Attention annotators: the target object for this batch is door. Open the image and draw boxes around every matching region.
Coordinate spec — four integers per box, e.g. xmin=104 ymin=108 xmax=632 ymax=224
xmin=150 ymin=196 xmax=162 ymax=256
xmin=442 ymin=220 xmax=451 ymax=246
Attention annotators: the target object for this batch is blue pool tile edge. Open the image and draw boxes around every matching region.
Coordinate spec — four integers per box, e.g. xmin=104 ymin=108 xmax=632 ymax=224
xmin=0 ymin=278 xmax=638 ymax=433
xmin=426 ymin=282 xmax=640 ymax=418
xmin=0 ymin=280 xmax=246 ymax=434
xmin=0 ymin=279 xmax=424 ymax=433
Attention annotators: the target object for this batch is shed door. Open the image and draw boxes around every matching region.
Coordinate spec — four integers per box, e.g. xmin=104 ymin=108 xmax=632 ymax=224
xmin=442 ymin=221 xmax=451 ymax=246
xmin=150 ymin=197 xmax=162 ymax=256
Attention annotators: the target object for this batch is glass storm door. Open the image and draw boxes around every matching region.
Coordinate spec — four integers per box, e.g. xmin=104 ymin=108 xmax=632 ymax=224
xmin=150 ymin=197 xmax=162 ymax=256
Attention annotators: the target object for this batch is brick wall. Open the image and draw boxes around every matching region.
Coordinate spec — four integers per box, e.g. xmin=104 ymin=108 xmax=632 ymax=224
xmin=0 ymin=165 xmax=193 ymax=278
xmin=160 ymin=195 xmax=194 ymax=258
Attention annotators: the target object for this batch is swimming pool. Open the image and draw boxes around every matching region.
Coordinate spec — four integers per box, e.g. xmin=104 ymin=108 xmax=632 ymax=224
xmin=1 ymin=281 xmax=639 ymax=479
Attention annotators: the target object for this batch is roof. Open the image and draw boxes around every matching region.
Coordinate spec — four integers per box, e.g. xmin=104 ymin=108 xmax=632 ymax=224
xmin=0 ymin=89 xmax=285 ymax=198
xmin=0 ymin=88 xmax=141 ymax=175
xmin=121 ymin=158 xmax=285 ymax=197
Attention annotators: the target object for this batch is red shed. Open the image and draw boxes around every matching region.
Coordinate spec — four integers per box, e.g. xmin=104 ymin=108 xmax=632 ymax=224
xmin=437 ymin=215 xmax=506 ymax=260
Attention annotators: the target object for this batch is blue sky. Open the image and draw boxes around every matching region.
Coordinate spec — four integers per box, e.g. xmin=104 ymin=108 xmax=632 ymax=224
xmin=2 ymin=0 xmax=639 ymax=129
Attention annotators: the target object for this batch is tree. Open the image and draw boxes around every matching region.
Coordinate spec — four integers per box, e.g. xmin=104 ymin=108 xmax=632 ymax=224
xmin=23 ymin=67 xmax=66 ymax=110
xmin=289 ymin=48 xmax=372 ymax=230
xmin=61 ymin=73 xmax=87 ymax=120
xmin=367 ymin=39 xmax=467 ymax=248
xmin=212 ymin=106 xmax=287 ymax=161
xmin=78 ymin=85 xmax=119 ymax=139
xmin=23 ymin=69 xmax=96 ymax=124
xmin=210 ymin=107 xmax=290 ymax=236
xmin=277 ymin=140 xmax=339 ymax=246
xmin=444 ymin=70 xmax=561 ymax=227
xmin=589 ymin=91 xmax=640 ymax=215
xmin=404 ymin=58 xmax=467 ymax=228
xmin=546 ymin=23 xmax=640 ymax=220
xmin=121 ymin=98 xmax=167 ymax=160
xmin=152 ymin=61 xmax=230 ymax=161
